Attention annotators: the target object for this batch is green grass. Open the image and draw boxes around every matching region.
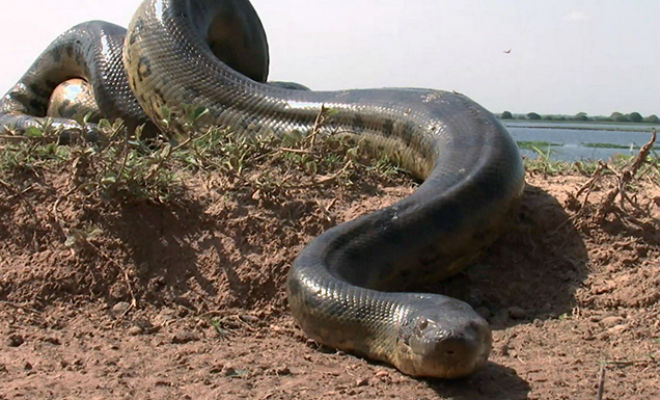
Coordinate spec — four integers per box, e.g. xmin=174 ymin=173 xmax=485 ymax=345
xmin=581 ymin=142 xmax=660 ymax=150
xmin=582 ymin=142 xmax=631 ymax=149
xmin=522 ymin=145 xmax=659 ymax=178
xmin=0 ymin=109 xmax=403 ymax=205
xmin=516 ymin=141 xmax=561 ymax=151
xmin=2 ymin=110 xmax=656 ymax=205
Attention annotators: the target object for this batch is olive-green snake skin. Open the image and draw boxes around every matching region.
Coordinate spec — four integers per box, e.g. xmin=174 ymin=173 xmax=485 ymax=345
xmin=0 ymin=0 xmax=525 ymax=378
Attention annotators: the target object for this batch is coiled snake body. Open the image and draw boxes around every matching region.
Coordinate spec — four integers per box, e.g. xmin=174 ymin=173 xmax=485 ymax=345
xmin=0 ymin=0 xmax=524 ymax=378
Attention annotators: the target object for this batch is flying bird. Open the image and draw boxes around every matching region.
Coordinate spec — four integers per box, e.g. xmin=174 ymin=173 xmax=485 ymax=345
xmin=503 ymin=49 xmax=512 ymax=54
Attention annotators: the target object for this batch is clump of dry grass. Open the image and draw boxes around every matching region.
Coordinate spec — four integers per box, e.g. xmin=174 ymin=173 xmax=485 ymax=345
xmin=565 ymin=129 xmax=658 ymax=228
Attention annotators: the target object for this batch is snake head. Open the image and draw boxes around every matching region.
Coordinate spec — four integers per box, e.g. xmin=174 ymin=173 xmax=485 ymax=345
xmin=394 ymin=297 xmax=492 ymax=378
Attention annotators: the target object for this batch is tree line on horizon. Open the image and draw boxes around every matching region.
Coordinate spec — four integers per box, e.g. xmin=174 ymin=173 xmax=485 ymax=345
xmin=498 ymin=111 xmax=659 ymax=123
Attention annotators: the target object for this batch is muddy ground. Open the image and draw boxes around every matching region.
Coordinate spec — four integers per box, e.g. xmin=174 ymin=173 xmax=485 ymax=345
xmin=0 ymin=156 xmax=658 ymax=400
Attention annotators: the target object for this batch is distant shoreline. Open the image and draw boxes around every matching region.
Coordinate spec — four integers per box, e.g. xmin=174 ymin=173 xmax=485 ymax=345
xmin=496 ymin=111 xmax=659 ymax=130
xmin=501 ymin=120 xmax=659 ymax=133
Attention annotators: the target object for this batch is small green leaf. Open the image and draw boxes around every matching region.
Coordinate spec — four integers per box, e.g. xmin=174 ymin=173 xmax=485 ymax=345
xmin=102 ymin=175 xmax=117 ymax=185
xmin=160 ymin=143 xmax=172 ymax=158
xmin=134 ymin=124 xmax=145 ymax=140
xmin=98 ymin=119 xmax=111 ymax=129
xmin=83 ymin=111 xmax=94 ymax=125
xmin=191 ymin=106 xmax=209 ymax=123
xmin=325 ymin=107 xmax=339 ymax=117
xmin=25 ymin=126 xmax=43 ymax=137
xmin=160 ymin=105 xmax=171 ymax=127
xmin=112 ymin=118 xmax=125 ymax=131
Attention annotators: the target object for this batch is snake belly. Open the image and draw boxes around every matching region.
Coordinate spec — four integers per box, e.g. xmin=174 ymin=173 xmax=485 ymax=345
xmin=0 ymin=0 xmax=525 ymax=379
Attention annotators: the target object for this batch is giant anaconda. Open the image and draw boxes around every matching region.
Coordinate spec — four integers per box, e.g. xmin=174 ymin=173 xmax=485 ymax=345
xmin=0 ymin=0 xmax=525 ymax=378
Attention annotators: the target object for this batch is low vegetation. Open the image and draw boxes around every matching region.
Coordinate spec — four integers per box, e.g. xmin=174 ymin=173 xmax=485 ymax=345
xmin=2 ymin=111 xmax=657 ymax=212
xmin=500 ymin=110 xmax=660 ymax=124
xmin=0 ymin=108 xmax=403 ymax=207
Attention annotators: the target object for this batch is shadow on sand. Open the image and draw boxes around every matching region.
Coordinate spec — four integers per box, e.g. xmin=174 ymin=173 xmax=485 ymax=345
xmin=423 ymin=182 xmax=588 ymax=398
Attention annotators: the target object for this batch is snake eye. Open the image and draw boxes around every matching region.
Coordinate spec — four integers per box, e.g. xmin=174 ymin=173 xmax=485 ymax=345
xmin=416 ymin=318 xmax=428 ymax=331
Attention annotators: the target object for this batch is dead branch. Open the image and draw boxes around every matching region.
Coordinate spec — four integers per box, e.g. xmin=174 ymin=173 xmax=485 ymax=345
xmin=596 ymin=363 xmax=606 ymax=400
xmin=595 ymin=130 xmax=656 ymax=223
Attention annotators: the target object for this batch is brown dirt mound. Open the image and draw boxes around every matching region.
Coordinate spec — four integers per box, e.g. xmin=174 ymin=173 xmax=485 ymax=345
xmin=1 ymin=159 xmax=658 ymax=399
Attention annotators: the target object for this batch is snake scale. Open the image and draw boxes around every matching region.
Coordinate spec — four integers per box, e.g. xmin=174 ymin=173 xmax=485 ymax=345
xmin=0 ymin=0 xmax=524 ymax=378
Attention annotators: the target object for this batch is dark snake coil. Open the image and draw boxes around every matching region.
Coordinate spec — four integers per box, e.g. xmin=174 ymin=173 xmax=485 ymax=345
xmin=0 ymin=0 xmax=525 ymax=378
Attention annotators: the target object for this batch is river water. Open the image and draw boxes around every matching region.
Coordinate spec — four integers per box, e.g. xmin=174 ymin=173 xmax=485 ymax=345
xmin=503 ymin=121 xmax=659 ymax=161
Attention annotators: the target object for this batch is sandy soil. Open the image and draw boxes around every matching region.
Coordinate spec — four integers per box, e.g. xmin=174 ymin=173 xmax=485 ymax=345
xmin=0 ymin=158 xmax=658 ymax=400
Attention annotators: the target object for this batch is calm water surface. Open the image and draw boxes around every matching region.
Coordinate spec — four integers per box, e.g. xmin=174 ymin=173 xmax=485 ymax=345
xmin=503 ymin=121 xmax=659 ymax=161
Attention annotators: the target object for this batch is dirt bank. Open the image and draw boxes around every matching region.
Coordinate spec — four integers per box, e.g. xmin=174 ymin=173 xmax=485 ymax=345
xmin=1 ymin=157 xmax=658 ymax=399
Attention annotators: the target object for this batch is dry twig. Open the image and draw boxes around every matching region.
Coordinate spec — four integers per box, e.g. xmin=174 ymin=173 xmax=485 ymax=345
xmin=596 ymin=363 xmax=606 ymax=400
xmin=595 ymin=129 xmax=656 ymax=222
xmin=570 ymin=129 xmax=657 ymax=226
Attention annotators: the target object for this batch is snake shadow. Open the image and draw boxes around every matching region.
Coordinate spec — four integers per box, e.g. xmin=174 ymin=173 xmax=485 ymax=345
xmin=427 ymin=182 xmax=589 ymax=328
xmin=425 ymin=362 xmax=531 ymax=400
xmin=419 ymin=182 xmax=588 ymax=398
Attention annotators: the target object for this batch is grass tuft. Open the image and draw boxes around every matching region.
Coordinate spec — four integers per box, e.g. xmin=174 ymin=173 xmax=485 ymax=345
xmin=0 ymin=107 xmax=407 ymax=206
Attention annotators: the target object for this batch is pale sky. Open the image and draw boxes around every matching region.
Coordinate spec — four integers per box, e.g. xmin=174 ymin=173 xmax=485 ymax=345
xmin=0 ymin=0 xmax=658 ymax=116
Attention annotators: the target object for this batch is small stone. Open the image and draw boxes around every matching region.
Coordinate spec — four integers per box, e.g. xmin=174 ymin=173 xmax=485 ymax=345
xmin=135 ymin=319 xmax=159 ymax=334
xmin=600 ymin=316 xmax=623 ymax=327
xmin=241 ymin=315 xmax=260 ymax=324
xmin=275 ymin=366 xmax=292 ymax=376
xmin=355 ymin=377 xmax=369 ymax=387
xmin=507 ymin=306 xmax=527 ymax=319
xmin=607 ymin=324 xmax=628 ymax=336
xmin=171 ymin=331 xmax=199 ymax=344
xmin=128 ymin=326 xmax=143 ymax=336
xmin=222 ymin=367 xmax=250 ymax=378
xmin=42 ymin=337 xmax=61 ymax=345
xmin=7 ymin=334 xmax=24 ymax=347
xmin=24 ymin=362 xmax=32 ymax=371
xmin=374 ymin=370 xmax=389 ymax=378
xmin=209 ymin=364 xmax=224 ymax=374
xmin=157 ymin=308 xmax=177 ymax=324
xmin=111 ymin=302 xmax=131 ymax=317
